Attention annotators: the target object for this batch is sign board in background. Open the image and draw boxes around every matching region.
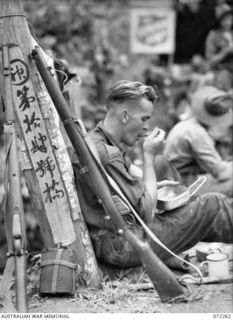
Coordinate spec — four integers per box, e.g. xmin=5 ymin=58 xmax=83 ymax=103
xmin=130 ymin=7 xmax=176 ymax=54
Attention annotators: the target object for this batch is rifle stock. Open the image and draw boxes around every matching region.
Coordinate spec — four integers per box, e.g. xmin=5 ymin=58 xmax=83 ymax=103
xmin=32 ymin=46 xmax=186 ymax=302
xmin=11 ymin=207 xmax=28 ymax=311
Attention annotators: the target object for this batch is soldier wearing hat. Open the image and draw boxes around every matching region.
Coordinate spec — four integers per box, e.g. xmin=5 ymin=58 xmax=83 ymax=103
xmin=164 ymin=85 xmax=233 ymax=196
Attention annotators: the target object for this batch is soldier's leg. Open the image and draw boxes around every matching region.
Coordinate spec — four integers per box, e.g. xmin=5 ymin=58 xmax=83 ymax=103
xmin=149 ymin=192 xmax=233 ymax=261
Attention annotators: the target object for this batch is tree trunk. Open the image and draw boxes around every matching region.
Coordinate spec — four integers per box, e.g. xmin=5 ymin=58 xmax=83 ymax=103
xmin=0 ymin=0 xmax=102 ymax=290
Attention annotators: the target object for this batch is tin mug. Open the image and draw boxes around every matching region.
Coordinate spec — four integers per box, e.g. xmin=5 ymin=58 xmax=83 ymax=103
xmin=200 ymin=253 xmax=229 ymax=277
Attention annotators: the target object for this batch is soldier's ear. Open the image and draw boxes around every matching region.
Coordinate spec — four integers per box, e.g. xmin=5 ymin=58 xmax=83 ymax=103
xmin=121 ymin=109 xmax=128 ymax=124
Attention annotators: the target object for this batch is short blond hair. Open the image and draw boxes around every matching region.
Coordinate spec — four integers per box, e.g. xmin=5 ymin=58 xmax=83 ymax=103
xmin=106 ymin=80 xmax=159 ymax=110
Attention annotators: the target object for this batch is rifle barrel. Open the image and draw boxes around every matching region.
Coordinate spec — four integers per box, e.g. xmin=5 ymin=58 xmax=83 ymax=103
xmin=2 ymin=44 xmax=28 ymax=312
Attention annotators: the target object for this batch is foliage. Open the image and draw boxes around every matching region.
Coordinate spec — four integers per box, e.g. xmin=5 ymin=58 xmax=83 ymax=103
xmin=23 ymin=0 xmax=94 ymax=64
xmin=23 ymin=0 xmax=126 ymax=66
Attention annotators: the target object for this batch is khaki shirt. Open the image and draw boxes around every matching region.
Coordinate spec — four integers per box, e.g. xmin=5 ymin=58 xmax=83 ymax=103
xmin=164 ymin=118 xmax=229 ymax=180
xmin=72 ymin=121 xmax=153 ymax=229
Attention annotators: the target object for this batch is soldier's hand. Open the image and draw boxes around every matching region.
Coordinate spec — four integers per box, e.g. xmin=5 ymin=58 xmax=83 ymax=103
xmin=142 ymin=127 xmax=166 ymax=157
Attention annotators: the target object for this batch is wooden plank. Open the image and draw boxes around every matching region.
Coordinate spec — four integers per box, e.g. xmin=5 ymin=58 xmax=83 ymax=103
xmin=36 ymin=80 xmax=81 ymax=222
xmin=9 ymin=49 xmax=76 ymax=245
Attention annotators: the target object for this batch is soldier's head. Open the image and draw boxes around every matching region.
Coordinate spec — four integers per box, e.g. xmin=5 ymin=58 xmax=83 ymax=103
xmin=104 ymin=80 xmax=159 ymax=146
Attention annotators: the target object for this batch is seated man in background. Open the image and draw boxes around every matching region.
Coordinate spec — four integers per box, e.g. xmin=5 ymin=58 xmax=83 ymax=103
xmin=164 ymin=85 xmax=233 ymax=197
xmin=72 ymin=80 xmax=233 ymax=268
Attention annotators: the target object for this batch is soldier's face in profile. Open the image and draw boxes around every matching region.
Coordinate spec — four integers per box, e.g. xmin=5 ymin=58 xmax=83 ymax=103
xmin=121 ymin=98 xmax=153 ymax=146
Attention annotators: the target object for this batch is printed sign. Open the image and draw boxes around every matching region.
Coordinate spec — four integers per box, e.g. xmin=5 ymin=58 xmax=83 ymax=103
xmin=130 ymin=7 xmax=176 ymax=54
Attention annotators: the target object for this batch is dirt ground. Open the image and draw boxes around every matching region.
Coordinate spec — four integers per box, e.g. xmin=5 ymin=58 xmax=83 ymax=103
xmin=1 ymin=243 xmax=232 ymax=314
xmin=26 ymin=280 xmax=233 ymax=314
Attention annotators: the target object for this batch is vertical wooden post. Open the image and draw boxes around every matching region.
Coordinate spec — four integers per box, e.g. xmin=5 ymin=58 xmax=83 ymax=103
xmin=0 ymin=0 xmax=102 ymax=290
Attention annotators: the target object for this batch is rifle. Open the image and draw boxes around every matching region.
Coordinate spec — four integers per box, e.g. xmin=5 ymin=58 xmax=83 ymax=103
xmin=31 ymin=46 xmax=186 ymax=302
xmin=1 ymin=44 xmax=28 ymax=312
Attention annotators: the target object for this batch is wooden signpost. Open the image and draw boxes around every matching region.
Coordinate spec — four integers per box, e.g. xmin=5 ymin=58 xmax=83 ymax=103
xmin=0 ymin=0 xmax=102 ymax=306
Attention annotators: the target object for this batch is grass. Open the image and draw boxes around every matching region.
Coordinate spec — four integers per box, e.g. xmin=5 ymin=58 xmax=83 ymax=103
xmin=1 ymin=252 xmax=232 ymax=313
